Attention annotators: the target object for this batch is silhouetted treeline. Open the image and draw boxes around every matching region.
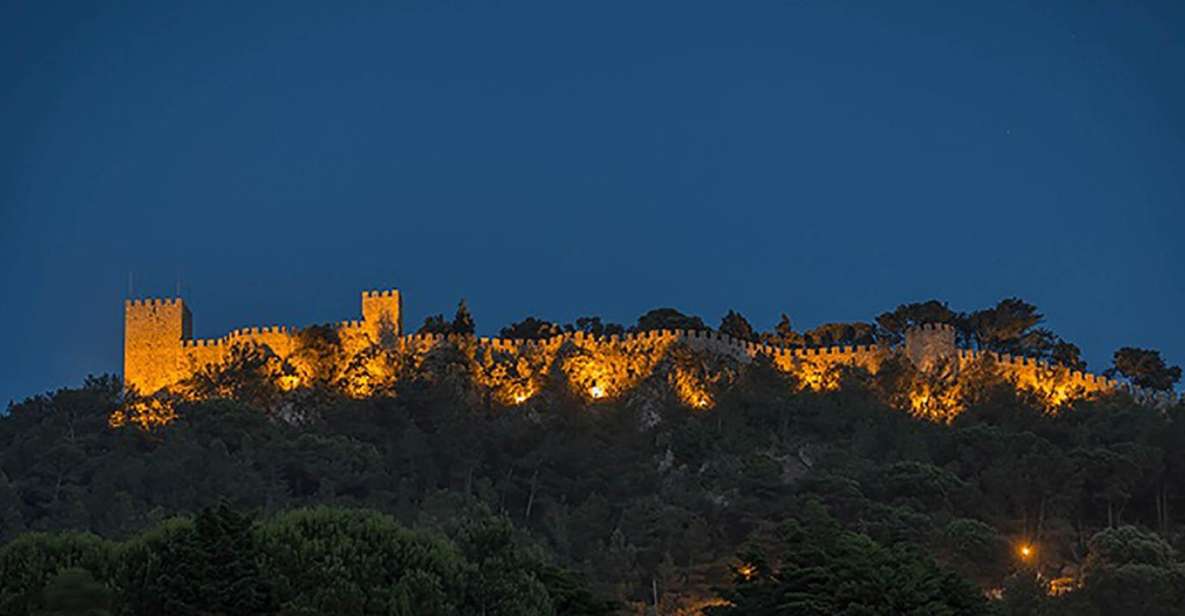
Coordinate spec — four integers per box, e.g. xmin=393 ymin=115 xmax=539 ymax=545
xmin=0 ymin=502 xmax=615 ymax=615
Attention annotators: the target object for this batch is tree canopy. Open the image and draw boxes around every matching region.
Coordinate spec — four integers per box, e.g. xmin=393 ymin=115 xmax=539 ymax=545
xmin=1107 ymin=347 xmax=1183 ymax=391
xmin=417 ymin=300 xmax=477 ymax=336
xmin=718 ymin=310 xmax=756 ymax=341
xmin=876 ymin=300 xmax=959 ymax=345
xmin=500 ymin=317 xmax=564 ymax=340
xmin=632 ymin=307 xmax=708 ymax=332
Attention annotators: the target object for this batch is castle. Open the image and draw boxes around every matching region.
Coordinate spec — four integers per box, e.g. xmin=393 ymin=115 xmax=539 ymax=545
xmin=124 ymin=290 xmax=403 ymax=394
xmin=124 ymin=287 xmax=1122 ymax=409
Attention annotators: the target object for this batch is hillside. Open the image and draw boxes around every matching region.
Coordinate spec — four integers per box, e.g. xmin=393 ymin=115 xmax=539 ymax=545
xmin=2 ymin=299 xmax=1185 ymax=615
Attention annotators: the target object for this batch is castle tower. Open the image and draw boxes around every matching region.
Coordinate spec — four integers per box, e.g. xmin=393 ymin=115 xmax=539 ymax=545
xmin=361 ymin=289 xmax=402 ymax=346
xmin=124 ymin=298 xmax=192 ymax=394
xmin=904 ymin=323 xmax=957 ymax=373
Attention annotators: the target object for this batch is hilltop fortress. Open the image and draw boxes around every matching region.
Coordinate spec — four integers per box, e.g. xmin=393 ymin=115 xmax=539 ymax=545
xmin=124 ymin=290 xmax=403 ymax=394
xmin=124 ymin=287 xmax=1125 ymax=414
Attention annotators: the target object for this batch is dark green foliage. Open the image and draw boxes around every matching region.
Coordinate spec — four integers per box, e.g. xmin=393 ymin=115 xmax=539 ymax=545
xmin=718 ymin=310 xmax=756 ymax=341
xmin=876 ymin=300 xmax=959 ymax=345
xmin=967 ymin=298 xmax=1045 ymax=353
xmin=181 ymin=504 xmax=274 ymax=615
xmin=632 ymin=307 xmax=707 ymax=332
xmin=760 ymin=313 xmax=802 ymax=346
xmin=183 ymin=342 xmax=282 ymax=406
xmin=500 ymin=317 xmax=564 ymax=340
xmin=1051 ymin=341 xmax=1087 ymax=372
xmin=257 ymin=507 xmax=465 ymax=614
xmin=937 ymin=518 xmax=1010 ymax=586
xmin=0 ymin=504 xmax=606 ymax=615
xmin=0 ymin=532 xmax=114 ymax=615
xmin=498 ymin=316 xmax=629 ymax=340
xmin=41 ymin=567 xmax=112 ymax=616
xmin=535 ymin=565 xmax=619 ymax=616
xmin=802 ymin=321 xmax=877 ymax=346
xmin=451 ymin=514 xmax=555 ymax=614
xmin=117 ymin=517 xmax=194 ymax=614
xmin=417 ymin=300 xmax=477 ymax=336
xmin=707 ymin=505 xmax=991 ymax=616
xmin=113 ymin=505 xmax=275 ymax=616
xmin=417 ymin=314 xmax=452 ymax=335
xmin=999 ymin=571 xmax=1058 ymax=616
xmin=565 ymin=316 xmax=625 ymax=338
xmin=1107 ymin=347 xmax=1182 ymax=391
xmin=452 ymin=299 xmax=476 ymax=335
xmin=0 ymin=376 xmax=123 ymax=542
xmin=1079 ymin=525 xmax=1185 ymax=616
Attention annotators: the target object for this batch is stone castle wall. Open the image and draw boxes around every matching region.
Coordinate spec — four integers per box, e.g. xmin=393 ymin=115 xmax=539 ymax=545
xmin=956 ymin=349 xmax=1118 ymax=397
xmin=901 ymin=323 xmax=1120 ymax=398
xmin=124 ymin=290 xmax=401 ymax=394
xmin=123 ymin=288 xmax=1124 ymax=402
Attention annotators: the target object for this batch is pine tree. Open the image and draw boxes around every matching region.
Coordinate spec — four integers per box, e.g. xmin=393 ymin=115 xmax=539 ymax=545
xmin=152 ymin=504 xmax=276 ymax=615
xmin=719 ymin=310 xmax=756 ymax=341
xmin=452 ymin=299 xmax=476 ymax=335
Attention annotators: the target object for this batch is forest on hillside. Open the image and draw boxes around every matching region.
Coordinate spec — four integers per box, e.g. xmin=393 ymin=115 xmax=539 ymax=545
xmin=2 ymin=299 xmax=1184 ymax=615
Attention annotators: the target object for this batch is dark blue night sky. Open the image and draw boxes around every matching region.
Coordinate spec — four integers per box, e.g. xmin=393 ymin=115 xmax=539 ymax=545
xmin=2 ymin=2 xmax=1183 ymax=405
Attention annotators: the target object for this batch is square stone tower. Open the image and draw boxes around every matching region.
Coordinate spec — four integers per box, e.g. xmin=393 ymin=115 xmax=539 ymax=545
xmin=361 ymin=289 xmax=402 ymax=346
xmin=904 ymin=323 xmax=957 ymax=373
xmin=124 ymin=298 xmax=192 ymax=394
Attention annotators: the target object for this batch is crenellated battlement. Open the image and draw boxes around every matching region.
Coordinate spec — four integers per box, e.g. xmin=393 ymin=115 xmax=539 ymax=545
xmin=125 ymin=297 xmax=186 ymax=307
xmin=953 ymin=347 xmax=1124 ymax=397
xmin=123 ymin=288 xmax=1142 ymax=409
xmin=398 ymin=327 xmax=884 ymax=384
xmin=123 ymin=288 xmax=402 ymax=394
xmin=181 ymin=338 xmax=225 ymax=348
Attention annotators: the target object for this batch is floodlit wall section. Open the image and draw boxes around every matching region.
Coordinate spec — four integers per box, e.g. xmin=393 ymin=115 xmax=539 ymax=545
xmin=123 ymin=288 xmax=1122 ymax=399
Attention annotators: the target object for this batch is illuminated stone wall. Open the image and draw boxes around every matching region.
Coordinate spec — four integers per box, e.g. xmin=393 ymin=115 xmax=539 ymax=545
xmin=124 ymin=299 xmax=192 ymax=394
xmin=401 ymin=329 xmax=882 ymax=404
xmin=123 ymin=288 xmax=1126 ymax=409
xmin=956 ymin=349 xmax=1119 ymax=403
xmin=124 ymin=290 xmax=401 ymax=394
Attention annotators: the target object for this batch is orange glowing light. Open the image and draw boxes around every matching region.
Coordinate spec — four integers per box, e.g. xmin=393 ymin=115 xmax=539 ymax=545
xmin=1018 ymin=544 xmax=1034 ymax=560
xmin=589 ymin=385 xmax=605 ymax=399
xmin=278 ymin=375 xmax=301 ymax=391
xmin=1048 ymin=576 xmax=1075 ymax=596
xmin=737 ymin=563 xmax=756 ymax=580
xmin=108 ymin=397 xmax=178 ymax=429
xmin=513 ymin=393 xmax=529 ymax=404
